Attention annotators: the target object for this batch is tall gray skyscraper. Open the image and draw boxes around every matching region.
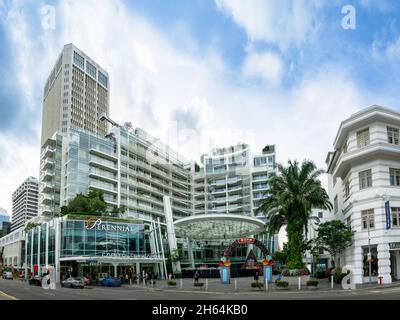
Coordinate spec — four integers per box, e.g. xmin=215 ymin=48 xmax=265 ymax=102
xmin=11 ymin=177 xmax=39 ymax=231
xmin=41 ymin=43 xmax=110 ymax=146
xmin=39 ymin=44 xmax=110 ymax=215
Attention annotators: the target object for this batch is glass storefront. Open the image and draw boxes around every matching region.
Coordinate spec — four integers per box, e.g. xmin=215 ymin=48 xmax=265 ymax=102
xmin=363 ymin=246 xmax=378 ymax=277
xmin=60 ymin=219 xmax=149 ymax=258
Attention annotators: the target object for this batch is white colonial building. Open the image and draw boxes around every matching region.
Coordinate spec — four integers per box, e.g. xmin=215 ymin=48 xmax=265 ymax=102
xmin=326 ymin=105 xmax=400 ymax=284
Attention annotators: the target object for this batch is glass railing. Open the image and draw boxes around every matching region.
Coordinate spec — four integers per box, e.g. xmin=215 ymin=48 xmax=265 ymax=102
xmin=90 ymin=156 xmax=117 ymax=169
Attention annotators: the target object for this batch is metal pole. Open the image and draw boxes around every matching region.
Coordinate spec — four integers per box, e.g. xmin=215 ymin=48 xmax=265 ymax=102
xmin=180 ymin=278 xmax=183 ymax=289
xmin=206 ymin=278 xmax=208 ymax=291
xmin=298 ymin=277 xmax=301 ymax=290
xmin=368 ymin=224 xmax=372 ymax=284
xmin=234 ymin=279 xmax=237 ymax=291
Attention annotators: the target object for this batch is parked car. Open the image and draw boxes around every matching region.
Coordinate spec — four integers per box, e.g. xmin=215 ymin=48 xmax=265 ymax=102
xmin=29 ymin=275 xmax=45 ymax=286
xmin=61 ymin=277 xmax=85 ymax=288
xmin=100 ymin=276 xmax=122 ymax=287
xmin=2 ymin=271 xmax=13 ymax=280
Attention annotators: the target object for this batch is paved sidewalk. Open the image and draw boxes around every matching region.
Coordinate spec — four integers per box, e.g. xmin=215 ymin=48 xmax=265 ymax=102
xmin=129 ymin=277 xmax=400 ymax=294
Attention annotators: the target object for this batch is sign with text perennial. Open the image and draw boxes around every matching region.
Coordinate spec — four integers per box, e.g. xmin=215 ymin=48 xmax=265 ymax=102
xmin=385 ymin=201 xmax=391 ymax=230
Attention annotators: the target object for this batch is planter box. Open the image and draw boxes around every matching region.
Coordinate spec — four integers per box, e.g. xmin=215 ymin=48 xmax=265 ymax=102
xmin=282 ymin=275 xmax=310 ymax=285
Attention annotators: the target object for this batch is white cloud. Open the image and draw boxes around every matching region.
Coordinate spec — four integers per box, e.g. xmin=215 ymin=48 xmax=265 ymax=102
xmin=0 ymin=0 xmax=368 ymax=214
xmin=215 ymin=0 xmax=324 ymax=50
xmin=242 ymin=51 xmax=283 ymax=85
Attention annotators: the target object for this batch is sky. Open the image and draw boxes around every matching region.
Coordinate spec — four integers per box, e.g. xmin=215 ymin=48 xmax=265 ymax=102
xmin=1 ymin=0 xmax=400 ymax=216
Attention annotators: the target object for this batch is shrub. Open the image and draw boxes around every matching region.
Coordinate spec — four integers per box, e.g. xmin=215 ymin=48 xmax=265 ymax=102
xmin=251 ymin=282 xmax=264 ymax=288
xmin=194 ymin=282 xmax=204 ymax=287
xmin=168 ymin=281 xmax=177 ymax=286
xmin=315 ymin=269 xmax=329 ymax=279
xmin=332 ymin=268 xmax=349 ymax=284
xmin=281 ymin=268 xmax=310 ymax=277
xmin=306 ymin=280 xmax=319 ymax=287
xmin=276 ymin=281 xmax=289 ymax=288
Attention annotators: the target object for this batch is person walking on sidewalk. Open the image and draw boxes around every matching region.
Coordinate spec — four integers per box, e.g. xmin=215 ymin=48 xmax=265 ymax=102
xmin=194 ymin=271 xmax=200 ymax=284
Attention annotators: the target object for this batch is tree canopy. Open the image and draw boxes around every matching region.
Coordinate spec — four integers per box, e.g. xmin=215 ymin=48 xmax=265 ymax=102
xmin=257 ymin=159 xmax=332 ymax=269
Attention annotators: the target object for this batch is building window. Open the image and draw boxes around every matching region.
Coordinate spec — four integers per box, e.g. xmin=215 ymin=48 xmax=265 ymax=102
xmin=363 ymin=246 xmax=378 ymax=277
xmin=98 ymin=71 xmax=108 ymax=88
xmin=344 ymin=180 xmax=350 ymax=199
xmin=359 ymin=169 xmax=372 ymax=189
xmin=392 ymin=207 xmax=400 ymax=227
xmin=387 ymin=126 xmax=399 ymax=145
xmin=318 ymin=211 xmax=323 ymax=219
xmin=73 ymin=51 xmax=85 ymax=70
xmin=389 ymin=168 xmax=400 ymax=186
xmin=334 ymin=196 xmax=338 ymax=214
xmin=254 ymin=157 xmax=267 ymax=167
xmin=361 ymin=209 xmax=374 ymax=230
xmin=86 ymin=61 xmax=97 ymax=79
xmin=357 ymin=128 xmax=370 ymax=148
xmin=346 ymin=216 xmax=351 ymax=229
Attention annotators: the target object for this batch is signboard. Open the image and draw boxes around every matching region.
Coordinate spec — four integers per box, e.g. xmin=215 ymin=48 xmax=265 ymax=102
xmin=385 ymin=201 xmax=391 ymax=230
xmin=238 ymin=238 xmax=255 ymax=245
xmin=220 ymin=266 xmax=230 ymax=284
xmin=85 ymin=218 xmax=143 ymax=233
xmin=263 ymin=265 xmax=272 ymax=283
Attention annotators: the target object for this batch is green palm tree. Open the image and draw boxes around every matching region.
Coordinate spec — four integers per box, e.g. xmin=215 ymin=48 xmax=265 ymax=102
xmin=257 ymin=160 xmax=332 ymax=269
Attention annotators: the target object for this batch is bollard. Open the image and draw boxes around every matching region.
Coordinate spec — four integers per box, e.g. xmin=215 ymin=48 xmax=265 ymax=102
xmin=298 ymin=277 xmax=301 ymax=290
xmin=206 ymin=278 xmax=208 ymax=291
xmin=265 ymin=279 xmax=268 ymax=292
xmin=130 ymin=279 xmax=132 ymax=286
xmin=331 ymin=275 xmax=334 ymax=289
xmin=234 ymin=279 xmax=237 ymax=291
xmin=180 ymin=278 xmax=183 ymax=289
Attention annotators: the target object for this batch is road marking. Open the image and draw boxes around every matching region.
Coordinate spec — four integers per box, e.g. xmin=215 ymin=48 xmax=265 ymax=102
xmin=0 ymin=290 xmax=18 ymax=300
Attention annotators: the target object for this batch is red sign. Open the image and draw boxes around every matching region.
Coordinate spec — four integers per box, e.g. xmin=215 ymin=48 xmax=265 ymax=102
xmin=238 ymin=237 xmax=255 ymax=244
xmin=33 ymin=265 xmax=38 ymax=271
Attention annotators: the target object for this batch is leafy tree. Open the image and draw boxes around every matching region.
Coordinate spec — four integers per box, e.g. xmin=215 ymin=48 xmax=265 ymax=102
xmin=257 ymin=160 xmax=332 ymax=269
xmin=314 ymin=220 xmax=354 ymax=268
xmin=67 ymin=193 xmax=91 ymax=214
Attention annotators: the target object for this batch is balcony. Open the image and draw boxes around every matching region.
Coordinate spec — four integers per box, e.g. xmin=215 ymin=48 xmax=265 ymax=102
xmin=42 ymin=170 xmax=54 ymax=181
xmin=331 ymin=140 xmax=400 ymax=179
xmin=89 ymin=182 xmax=118 ymax=195
xmin=41 ymin=158 xmax=55 ymax=170
xmin=41 ymin=205 xmax=52 ymax=215
xmin=41 ymin=145 xmax=55 ymax=159
xmin=211 ymin=188 xmax=226 ymax=195
xmin=89 ymin=170 xmax=118 ymax=184
xmin=89 ymin=157 xmax=118 ymax=172
xmin=41 ymin=194 xmax=52 ymax=205
xmin=227 ymin=177 xmax=242 ymax=185
xmin=89 ymin=148 xmax=118 ymax=161
xmin=41 ymin=182 xmax=53 ymax=193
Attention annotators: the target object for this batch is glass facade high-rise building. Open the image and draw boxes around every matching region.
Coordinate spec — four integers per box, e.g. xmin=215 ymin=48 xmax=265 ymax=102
xmin=39 ymin=44 xmax=109 ymax=216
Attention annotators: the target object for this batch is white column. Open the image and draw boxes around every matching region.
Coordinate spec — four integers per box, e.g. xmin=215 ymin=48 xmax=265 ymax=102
xmin=187 ymin=238 xmax=195 ymax=268
xmin=163 ymin=196 xmax=181 ymax=273
xmin=45 ymin=223 xmax=49 ymax=267
xmin=37 ymin=226 xmax=41 ymax=275
xmin=54 ymin=219 xmax=60 ymax=283
xmin=113 ymin=263 xmax=118 ymax=277
xmin=378 ymin=243 xmax=392 ymax=284
xmin=30 ymin=229 xmax=34 ymax=273
xmin=136 ymin=262 xmax=140 ymax=276
xmin=157 ymin=218 xmax=167 ymax=279
xmin=24 ymin=232 xmax=28 ymax=280
xmin=352 ymin=246 xmax=363 ymax=284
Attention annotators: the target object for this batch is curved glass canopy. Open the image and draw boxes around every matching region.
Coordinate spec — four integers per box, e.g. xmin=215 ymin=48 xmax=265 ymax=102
xmin=174 ymin=214 xmax=266 ymax=240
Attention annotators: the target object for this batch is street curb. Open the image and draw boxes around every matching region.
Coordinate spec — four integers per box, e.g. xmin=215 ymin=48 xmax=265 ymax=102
xmin=127 ymin=283 xmax=400 ymax=296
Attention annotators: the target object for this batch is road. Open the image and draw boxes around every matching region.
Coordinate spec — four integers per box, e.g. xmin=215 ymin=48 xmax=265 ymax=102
xmin=1 ymin=278 xmax=400 ymax=300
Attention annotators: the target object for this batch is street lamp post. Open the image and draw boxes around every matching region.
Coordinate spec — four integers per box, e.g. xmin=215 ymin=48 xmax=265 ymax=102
xmin=368 ymin=222 xmax=372 ymax=284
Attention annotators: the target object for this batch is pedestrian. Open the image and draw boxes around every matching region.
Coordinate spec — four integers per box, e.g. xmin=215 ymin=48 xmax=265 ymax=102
xmin=254 ymin=270 xmax=259 ymax=284
xmin=125 ymin=273 xmax=129 ymax=284
xmin=194 ymin=271 xmax=200 ymax=284
xmin=168 ymin=273 xmax=172 ymax=281
xmin=144 ymin=272 xmax=148 ymax=286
